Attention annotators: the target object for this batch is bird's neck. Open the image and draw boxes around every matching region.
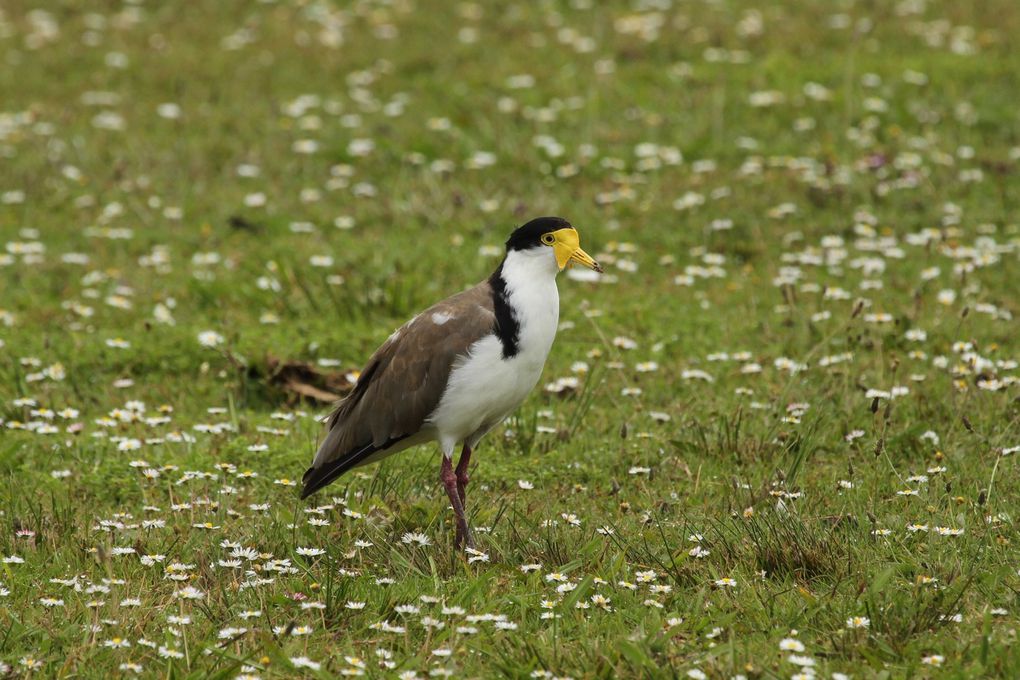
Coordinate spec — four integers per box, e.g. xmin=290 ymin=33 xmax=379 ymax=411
xmin=489 ymin=250 xmax=560 ymax=360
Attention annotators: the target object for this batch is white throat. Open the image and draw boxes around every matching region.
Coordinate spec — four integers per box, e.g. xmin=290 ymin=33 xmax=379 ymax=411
xmin=502 ymin=246 xmax=560 ymax=285
xmin=501 ymin=248 xmax=560 ymax=362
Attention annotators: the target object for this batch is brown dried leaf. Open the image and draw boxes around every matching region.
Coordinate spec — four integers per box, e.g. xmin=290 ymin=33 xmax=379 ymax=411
xmin=265 ymin=355 xmax=356 ymax=404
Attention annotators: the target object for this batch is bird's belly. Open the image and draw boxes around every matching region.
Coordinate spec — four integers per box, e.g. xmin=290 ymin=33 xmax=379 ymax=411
xmin=428 ymin=335 xmax=549 ymax=447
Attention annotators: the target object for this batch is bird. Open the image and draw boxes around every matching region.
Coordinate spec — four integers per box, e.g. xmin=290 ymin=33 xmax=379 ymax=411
xmin=300 ymin=216 xmax=602 ymax=548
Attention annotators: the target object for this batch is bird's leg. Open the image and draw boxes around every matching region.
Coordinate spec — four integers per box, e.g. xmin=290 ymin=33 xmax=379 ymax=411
xmin=440 ymin=455 xmax=474 ymax=549
xmin=455 ymin=443 xmax=472 ymax=506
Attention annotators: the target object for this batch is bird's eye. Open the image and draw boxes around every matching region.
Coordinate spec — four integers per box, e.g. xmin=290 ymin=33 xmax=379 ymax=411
xmin=541 ymin=233 xmax=555 ymax=245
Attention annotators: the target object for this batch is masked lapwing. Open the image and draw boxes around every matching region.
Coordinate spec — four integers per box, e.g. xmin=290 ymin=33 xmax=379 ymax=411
xmin=300 ymin=217 xmax=602 ymax=548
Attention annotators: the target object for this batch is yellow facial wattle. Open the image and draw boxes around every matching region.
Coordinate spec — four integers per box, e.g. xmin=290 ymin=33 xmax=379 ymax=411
xmin=550 ymin=228 xmax=603 ymax=273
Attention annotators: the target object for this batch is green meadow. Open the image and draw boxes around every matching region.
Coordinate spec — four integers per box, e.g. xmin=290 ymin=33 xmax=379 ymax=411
xmin=1 ymin=0 xmax=1019 ymax=677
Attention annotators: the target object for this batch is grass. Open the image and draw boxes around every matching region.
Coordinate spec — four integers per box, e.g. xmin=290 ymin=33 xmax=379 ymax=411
xmin=1 ymin=0 xmax=1019 ymax=677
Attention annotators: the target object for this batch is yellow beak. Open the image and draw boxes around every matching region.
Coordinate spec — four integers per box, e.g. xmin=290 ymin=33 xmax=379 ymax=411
xmin=551 ymin=227 xmax=603 ymax=273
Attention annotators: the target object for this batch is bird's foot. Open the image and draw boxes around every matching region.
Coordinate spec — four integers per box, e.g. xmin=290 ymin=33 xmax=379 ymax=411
xmin=456 ymin=524 xmax=476 ymax=551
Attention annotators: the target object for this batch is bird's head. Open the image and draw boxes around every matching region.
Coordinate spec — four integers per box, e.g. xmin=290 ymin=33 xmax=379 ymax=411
xmin=505 ymin=217 xmax=603 ymax=274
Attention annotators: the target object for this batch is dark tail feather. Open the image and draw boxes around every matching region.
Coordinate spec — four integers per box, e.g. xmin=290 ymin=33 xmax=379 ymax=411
xmin=300 ymin=436 xmax=406 ymax=499
xmin=300 ymin=442 xmax=372 ymax=499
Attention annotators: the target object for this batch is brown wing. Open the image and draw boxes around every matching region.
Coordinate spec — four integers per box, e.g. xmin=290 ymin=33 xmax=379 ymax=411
xmin=300 ymin=280 xmax=496 ymax=498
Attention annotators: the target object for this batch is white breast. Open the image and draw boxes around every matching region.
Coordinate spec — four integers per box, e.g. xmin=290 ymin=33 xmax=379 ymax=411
xmin=428 ymin=247 xmax=560 ymax=456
